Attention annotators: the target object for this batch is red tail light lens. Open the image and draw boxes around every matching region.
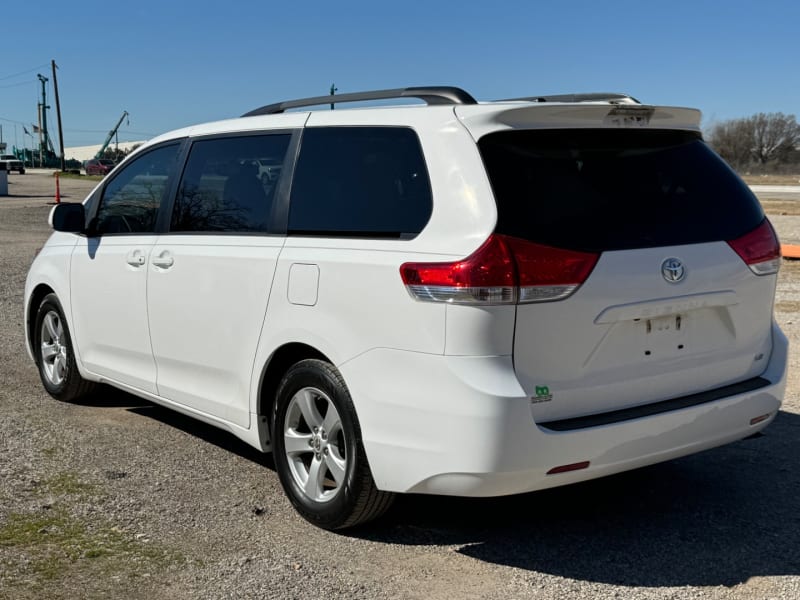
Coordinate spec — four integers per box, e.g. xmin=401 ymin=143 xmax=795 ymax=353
xmin=504 ymin=237 xmax=600 ymax=303
xmin=400 ymin=234 xmax=599 ymax=304
xmin=727 ymin=219 xmax=781 ymax=275
xmin=546 ymin=461 xmax=591 ymax=475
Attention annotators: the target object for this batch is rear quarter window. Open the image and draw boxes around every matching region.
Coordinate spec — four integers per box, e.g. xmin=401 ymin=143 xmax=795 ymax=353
xmin=478 ymin=129 xmax=764 ymax=252
xmin=288 ymin=127 xmax=432 ymax=238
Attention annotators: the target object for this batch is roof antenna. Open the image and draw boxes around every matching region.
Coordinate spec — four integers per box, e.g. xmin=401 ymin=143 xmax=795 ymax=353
xmin=330 ymin=83 xmax=338 ymax=110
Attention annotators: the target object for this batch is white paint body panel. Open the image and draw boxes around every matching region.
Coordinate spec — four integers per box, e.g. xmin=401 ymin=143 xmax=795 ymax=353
xmin=147 ymin=235 xmax=283 ymax=428
xmin=70 ymin=235 xmax=158 ymax=393
xmin=343 ymin=324 xmax=786 ymax=495
xmin=23 ymin=232 xmax=78 ymax=362
xmin=513 ymin=242 xmax=776 ymax=423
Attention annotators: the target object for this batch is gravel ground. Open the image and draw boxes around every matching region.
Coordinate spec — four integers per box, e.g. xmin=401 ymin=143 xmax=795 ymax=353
xmin=1 ymin=171 xmax=799 ymax=599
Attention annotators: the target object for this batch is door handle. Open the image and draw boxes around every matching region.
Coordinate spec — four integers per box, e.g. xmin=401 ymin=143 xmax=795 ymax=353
xmin=151 ymin=251 xmax=174 ymax=269
xmin=126 ymin=250 xmax=146 ymax=267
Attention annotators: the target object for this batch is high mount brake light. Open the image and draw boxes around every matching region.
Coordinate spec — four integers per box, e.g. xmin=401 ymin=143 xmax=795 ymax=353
xmin=400 ymin=234 xmax=599 ymax=305
xmin=727 ymin=219 xmax=781 ymax=276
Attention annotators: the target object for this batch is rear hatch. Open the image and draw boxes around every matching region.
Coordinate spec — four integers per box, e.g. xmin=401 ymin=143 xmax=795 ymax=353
xmin=472 ymin=122 xmax=779 ymax=423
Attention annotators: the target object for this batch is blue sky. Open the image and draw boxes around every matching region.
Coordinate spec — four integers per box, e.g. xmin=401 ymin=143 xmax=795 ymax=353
xmin=1 ymin=0 xmax=798 ymax=151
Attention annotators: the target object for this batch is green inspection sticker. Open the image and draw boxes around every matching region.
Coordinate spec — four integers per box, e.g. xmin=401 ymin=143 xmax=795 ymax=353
xmin=531 ymin=385 xmax=553 ymax=404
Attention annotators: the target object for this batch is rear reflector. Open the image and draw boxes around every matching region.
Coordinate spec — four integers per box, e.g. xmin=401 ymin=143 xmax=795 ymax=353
xmin=400 ymin=234 xmax=599 ymax=305
xmin=750 ymin=413 xmax=771 ymax=426
xmin=727 ymin=219 xmax=781 ymax=275
xmin=546 ymin=461 xmax=591 ymax=475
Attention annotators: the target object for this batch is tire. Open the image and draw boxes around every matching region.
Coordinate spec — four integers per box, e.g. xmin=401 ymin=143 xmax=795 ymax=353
xmin=34 ymin=293 xmax=95 ymax=402
xmin=272 ymin=359 xmax=394 ymax=529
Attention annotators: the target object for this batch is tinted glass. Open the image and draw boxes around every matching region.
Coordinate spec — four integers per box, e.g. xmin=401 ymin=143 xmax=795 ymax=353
xmin=478 ymin=129 xmax=765 ymax=252
xmin=289 ymin=127 xmax=432 ymax=237
xmin=171 ymin=134 xmax=290 ymax=233
xmin=93 ymin=144 xmax=180 ymax=234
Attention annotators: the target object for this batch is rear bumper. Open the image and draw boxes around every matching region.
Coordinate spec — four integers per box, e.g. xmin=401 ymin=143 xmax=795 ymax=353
xmin=341 ymin=322 xmax=787 ymax=496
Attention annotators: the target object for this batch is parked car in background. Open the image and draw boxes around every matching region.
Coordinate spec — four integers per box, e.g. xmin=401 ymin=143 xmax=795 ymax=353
xmin=0 ymin=154 xmax=25 ymax=174
xmin=85 ymin=158 xmax=115 ymax=176
xmin=255 ymin=157 xmax=282 ymax=185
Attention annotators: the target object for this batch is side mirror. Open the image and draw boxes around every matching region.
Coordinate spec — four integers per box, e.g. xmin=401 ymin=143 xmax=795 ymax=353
xmin=49 ymin=203 xmax=86 ymax=233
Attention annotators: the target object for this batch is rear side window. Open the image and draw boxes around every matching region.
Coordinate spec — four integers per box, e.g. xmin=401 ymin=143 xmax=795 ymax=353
xmin=93 ymin=144 xmax=180 ymax=235
xmin=172 ymin=134 xmax=291 ymax=233
xmin=289 ymin=127 xmax=432 ymax=238
xmin=478 ymin=129 xmax=764 ymax=252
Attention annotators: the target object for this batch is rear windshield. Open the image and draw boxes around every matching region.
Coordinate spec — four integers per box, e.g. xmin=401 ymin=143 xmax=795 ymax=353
xmin=478 ymin=129 xmax=764 ymax=252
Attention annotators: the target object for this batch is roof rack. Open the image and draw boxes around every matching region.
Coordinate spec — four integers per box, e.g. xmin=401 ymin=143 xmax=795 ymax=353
xmin=242 ymin=86 xmax=478 ymax=117
xmin=498 ymin=92 xmax=641 ymax=105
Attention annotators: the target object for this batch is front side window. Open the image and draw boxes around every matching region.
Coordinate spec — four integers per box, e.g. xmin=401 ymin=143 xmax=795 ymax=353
xmin=92 ymin=144 xmax=180 ymax=235
xmin=171 ymin=134 xmax=291 ymax=233
xmin=288 ymin=127 xmax=432 ymax=238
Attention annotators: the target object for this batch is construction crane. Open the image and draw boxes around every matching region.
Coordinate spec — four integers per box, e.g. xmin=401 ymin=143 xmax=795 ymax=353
xmin=94 ymin=111 xmax=129 ymax=159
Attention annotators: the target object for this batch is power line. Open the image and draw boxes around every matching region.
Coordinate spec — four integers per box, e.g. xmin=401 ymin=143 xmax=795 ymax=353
xmin=0 ymin=79 xmax=35 ymax=90
xmin=0 ymin=64 xmax=49 ymax=81
xmin=0 ymin=116 xmax=30 ymax=125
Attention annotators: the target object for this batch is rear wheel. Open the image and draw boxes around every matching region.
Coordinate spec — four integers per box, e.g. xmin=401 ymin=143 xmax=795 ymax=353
xmin=34 ymin=294 xmax=95 ymax=402
xmin=272 ymin=359 xmax=393 ymax=529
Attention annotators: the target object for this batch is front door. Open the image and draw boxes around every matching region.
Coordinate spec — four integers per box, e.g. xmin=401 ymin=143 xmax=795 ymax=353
xmin=70 ymin=144 xmax=181 ymax=393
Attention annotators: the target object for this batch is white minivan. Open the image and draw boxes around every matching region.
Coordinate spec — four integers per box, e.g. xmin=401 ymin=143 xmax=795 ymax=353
xmin=25 ymin=87 xmax=787 ymax=529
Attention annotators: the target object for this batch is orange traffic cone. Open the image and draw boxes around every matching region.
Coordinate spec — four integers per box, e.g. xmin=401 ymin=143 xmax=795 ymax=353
xmin=55 ymin=172 xmax=60 ymax=204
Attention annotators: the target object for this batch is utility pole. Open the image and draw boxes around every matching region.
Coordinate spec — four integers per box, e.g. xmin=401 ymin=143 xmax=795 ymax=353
xmin=330 ymin=83 xmax=337 ymax=110
xmin=52 ymin=60 xmax=66 ymax=171
xmin=37 ymin=102 xmax=43 ymax=166
xmin=37 ymin=74 xmax=50 ymax=163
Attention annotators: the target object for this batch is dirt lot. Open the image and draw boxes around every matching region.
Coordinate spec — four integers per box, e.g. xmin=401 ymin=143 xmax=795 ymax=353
xmin=2 ymin=172 xmax=800 ymax=599
xmin=741 ymin=174 xmax=800 ymax=186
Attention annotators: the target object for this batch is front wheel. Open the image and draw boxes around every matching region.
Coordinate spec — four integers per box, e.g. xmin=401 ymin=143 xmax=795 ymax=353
xmin=272 ymin=359 xmax=393 ymax=529
xmin=34 ymin=294 xmax=95 ymax=402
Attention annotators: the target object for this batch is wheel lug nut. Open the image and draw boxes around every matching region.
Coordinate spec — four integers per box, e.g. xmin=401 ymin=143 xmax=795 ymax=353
xmin=323 ymin=448 xmax=329 ymax=456
xmin=308 ymin=439 xmax=314 ymax=447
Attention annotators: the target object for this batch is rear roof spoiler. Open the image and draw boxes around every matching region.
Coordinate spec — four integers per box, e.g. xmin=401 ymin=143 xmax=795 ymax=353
xmin=497 ymin=93 xmax=641 ymax=104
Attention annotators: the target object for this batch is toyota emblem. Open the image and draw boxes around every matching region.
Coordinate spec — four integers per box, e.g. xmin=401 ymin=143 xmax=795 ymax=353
xmin=661 ymin=258 xmax=685 ymax=283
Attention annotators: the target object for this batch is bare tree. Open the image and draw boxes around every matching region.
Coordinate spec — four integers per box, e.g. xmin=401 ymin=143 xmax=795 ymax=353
xmin=750 ymin=113 xmax=800 ymax=165
xmin=708 ymin=118 xmax=753 ymax=169
xmin=708 ymin=112 xmax=800 ymax=171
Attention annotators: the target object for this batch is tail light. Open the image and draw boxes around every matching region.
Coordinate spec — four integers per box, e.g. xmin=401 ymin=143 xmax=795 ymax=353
xmin=727 ymin=219 xmax=781 ymax=275
xmin=400 ymin=234 xmax=599 ymax=305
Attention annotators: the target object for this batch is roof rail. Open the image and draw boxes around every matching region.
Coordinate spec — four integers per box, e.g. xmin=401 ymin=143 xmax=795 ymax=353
xmin=498 ymin=92 xmax=641 ymax=105
xmin=242 ymin=86 xmax=478 ymax=117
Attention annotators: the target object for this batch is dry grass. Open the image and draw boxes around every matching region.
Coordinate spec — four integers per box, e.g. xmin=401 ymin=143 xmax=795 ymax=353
xmin=761 ymin=199 xmax=800 ymax=216
xmin=741 ymin=174 xmax=800 ymax=185
xmin=779 ymin=257 xmax=800 ymax=276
